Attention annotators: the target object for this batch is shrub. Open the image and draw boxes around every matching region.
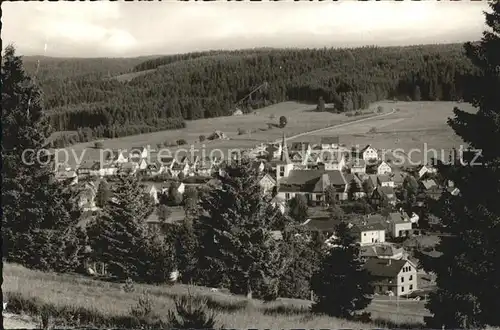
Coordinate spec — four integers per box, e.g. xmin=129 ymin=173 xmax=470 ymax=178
xmin=177 ymin=139 xmax=187 ymax=146
xmin=94 ymin=141 xmax=103 ymax=149
xmin=368 ymin=127 xmax=377 ymax=134
xmin=123 ymin=278 xmax=135 ymax=293
xmin=377 ymin=106 xmax=384 ymax=113
xmin=167 ymin=294 xmax=219 ymax=329
xmin=345 ymin=112 xmax=354 ymax=117
xmin=279 ymin=116 xmax=287 ymax=128
xmin=199 ymin=135 xmax=206 ymax=142
xmin=237 ymin=128 xmax=247 ymax=135
xmin=267 ymin=123 xmax=274 ymax=129
xmin=354 ymin=111 xmax=362 ymax=116
xmin=130 ymin=292 xmax=153 ymax=320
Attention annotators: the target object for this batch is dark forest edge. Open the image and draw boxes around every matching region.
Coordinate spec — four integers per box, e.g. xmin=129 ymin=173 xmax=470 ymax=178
xmin=21 ymin=43 xmax=475 ymax=148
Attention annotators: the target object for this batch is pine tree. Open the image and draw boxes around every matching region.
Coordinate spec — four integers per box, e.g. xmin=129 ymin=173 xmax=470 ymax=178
xmin=173 ymin=218 xmax=199 ymax=284
xmin=288 ymin=195 xmax=309 ymax=223
xmin=87 ymin=175 xmax=173 ymax=283
xmin=194 ymin=159 xmax=286 ymax=299
xmin=347 ymin=178 xmax=360 ymax=201
xmin=95 ymin=180 xmax=111 ymax=208
xmin=421 ymin=2 xmax=500 ymax=328
xmin=2 ymin=45 xmax=82 ymax=268
xmin=311 ymin=222 xmax=373 ymax=319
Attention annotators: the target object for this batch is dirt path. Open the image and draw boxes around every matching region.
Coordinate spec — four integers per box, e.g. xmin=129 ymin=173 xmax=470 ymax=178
xmin=275 ymin=108 xmax=398 ymax=144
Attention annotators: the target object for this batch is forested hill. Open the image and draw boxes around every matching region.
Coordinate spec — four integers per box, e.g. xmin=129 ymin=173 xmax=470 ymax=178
xmin=23 ymin=43 xmax=474 ymax=147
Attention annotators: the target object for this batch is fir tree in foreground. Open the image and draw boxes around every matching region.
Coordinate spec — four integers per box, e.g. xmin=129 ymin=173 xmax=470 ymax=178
xmin=421 ymin=2 xmax=500 ymax=328
xmin=167 ymin=294 xmax=219 ymax=329
xmin=193 ymin=159 xmax=287 ymax=299
xmin=311 ymin=222 xmax=373 ymax=319
xmin=87 ymin=175 xmax=175 ymax=283
xmin=2 ymin=45 xmax=83 ymax=270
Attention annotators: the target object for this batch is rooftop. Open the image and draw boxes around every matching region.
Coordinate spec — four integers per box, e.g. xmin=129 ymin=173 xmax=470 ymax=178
xmin=364 ymin=258 xmax=409 ymax=278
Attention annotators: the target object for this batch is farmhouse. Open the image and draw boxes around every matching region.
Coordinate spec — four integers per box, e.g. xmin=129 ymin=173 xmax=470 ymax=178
xmin=364 ymin=258 xmax=418 ymax=296
xmin=350 ymin=222 xmax=386 ymax=245
xmin=377 ymin=161 xmax=392 ymax=175
xmin=320 ymin=136 xmax=340 ymax=149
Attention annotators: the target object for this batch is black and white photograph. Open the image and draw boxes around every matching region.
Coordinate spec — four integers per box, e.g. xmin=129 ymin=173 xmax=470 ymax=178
xmin=2 ymin=0 xmax=500 ymax=329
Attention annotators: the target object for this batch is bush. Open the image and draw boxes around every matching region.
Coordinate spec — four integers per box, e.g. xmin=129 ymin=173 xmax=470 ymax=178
xmin=167 ymin=294 xmax=219 ymax=329
xmin=345 ymin=112 xmax=353 ymax=117
xmin=177 ymin=139 xmax=187 ymax=146
xmin=267 ymin=123 xmax=274 ymax=129
xmin=94 ymin=141 xmax=103 ymax=149
xmin=123 ymin=278 xmax=135 ymax=293
xmin=237 ymin=128 xmax=247 ymax=135
xmin=199 ymin=135 xmax=206 ymax=142
xmin=279 ymin=116 xmax=287 ymax=128
xmin=368 ymin=127 xmax=377 ymax=134
xmin=354 ymin=111 xmax=362 ymax=116
xmin=377 ymin=106 xmax=384 ymax=113
xmin=130 ymin=292 xmax=153 ymax=320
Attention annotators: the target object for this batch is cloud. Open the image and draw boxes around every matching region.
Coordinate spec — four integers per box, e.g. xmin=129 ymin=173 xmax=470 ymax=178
xmin=1 ymin=1 xmax=489 ymax=57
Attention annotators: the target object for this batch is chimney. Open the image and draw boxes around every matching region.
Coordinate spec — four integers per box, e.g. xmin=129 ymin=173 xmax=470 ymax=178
xmin=388 ymin=259 xmax=392 ymax=266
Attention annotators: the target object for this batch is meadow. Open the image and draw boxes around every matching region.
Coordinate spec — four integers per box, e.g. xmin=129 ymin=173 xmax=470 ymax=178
xmin=3 ymin=263 xmax=429 ymax=329
xmin=54 ymin=101 xmax=379 ymax=167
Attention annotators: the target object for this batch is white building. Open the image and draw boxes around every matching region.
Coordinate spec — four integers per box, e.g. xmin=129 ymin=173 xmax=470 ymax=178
xmin=351 ymin=222 xmax=386 ymax=245
xmin=377 ymin=161 xmax=392 ymax=175
xmin=361 ymin=145 xmax=378 ymax=162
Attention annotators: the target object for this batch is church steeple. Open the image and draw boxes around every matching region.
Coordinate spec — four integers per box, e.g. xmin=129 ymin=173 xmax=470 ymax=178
xmin=280 ymin=132 xmax=288 ymax=162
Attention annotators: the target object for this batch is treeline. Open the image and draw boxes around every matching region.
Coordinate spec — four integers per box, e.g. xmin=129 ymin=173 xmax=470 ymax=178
xmin=24 ymin=44 xmax=474 ymax=146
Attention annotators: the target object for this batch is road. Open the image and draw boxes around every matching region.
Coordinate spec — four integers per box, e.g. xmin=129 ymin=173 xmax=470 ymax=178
xmin=272 ymin=108 xmax=398 ymax=144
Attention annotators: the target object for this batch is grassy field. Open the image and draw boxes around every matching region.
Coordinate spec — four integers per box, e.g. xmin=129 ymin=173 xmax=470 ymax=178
xmin=3 ymin=263 xmax=430 ymax=329
xmin=54 ymin=101 xmax=380 ymax=167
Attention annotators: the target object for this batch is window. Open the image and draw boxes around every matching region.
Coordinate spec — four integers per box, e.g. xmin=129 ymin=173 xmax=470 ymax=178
xmin=401 ymin=286 xmax=405 ymax=292
xmin=316 ymin=194 xmax=322 ymax=201
xmin=409 ymin=284 xmax=413 ymax=290
xmin=401 ymin=276 xmax=404 ymax=282
xmin=409 ymin=275 xmax=413 ymax=281
xmin=285 ymin=193 xmax=290 ymax=200
xmin=363 ymin=233 xmax=367 ymax=236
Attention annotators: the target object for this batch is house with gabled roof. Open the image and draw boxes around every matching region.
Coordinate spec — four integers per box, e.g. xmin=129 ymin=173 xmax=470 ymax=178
xmin=377 ymin=161 xmax=392 ymax=175
xmin=196 ymin=157 xmax=214 ymax=177
xmin=130 ymin=146 xmax=150 ymax=159
xmin=170 ymin=160 xmax=190 ymax=178
xmin=360 ymin=244 xmax=405 ymax=260
xmin=364 ymin=258 xmax=418 ymax=296
xmin=377 ymin=174 xmax=394 ymax=188
xmin=418 ymin=164 xmax=437 ymax=179
xmin=361 ymin=145 xmax=378 ymax=162
xmin=259 ymin=173 xmax=276 ymax=194
xmin=388 ymin=211 xmax=413 ymax=238
xmin=371 ymin=186 xmax=397 ymax=206
xmin=141 ymin=182 xmax=160 ymax=204
xmin=106 ymin=149 xmax=129 ymax=164
xmin=145 ymin=160 xmax=167 ymax=176
xmin=351 ymin=159 xmax=367 ymax=174
xmin=314 ymin=150 xmax=347 ymax=171
xmin=350 ymin=222 xmax=386 ymax=245
xmin=277 ymin=169 xmax=349 ymax=204
xmin=320 ymin=136 xmax=340 ymax=149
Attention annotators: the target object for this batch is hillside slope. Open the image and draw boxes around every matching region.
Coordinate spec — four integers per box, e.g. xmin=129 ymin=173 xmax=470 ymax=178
xmin=23 ymin=44 xmax=473 ymax=147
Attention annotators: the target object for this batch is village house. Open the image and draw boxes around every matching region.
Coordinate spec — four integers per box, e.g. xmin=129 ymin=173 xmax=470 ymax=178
xmin=364 ymin=258 xmax=418 ymax=296
xmin=320 ymin=136 xmax=340 ymax=150
xmin=277 ymin=169 xmax=349 ymax=204
xmin=360 ymin=244 xmax=406 ymax=260
xmin=350 ymin=222 xmax=386 ymax=245
xmin=371 ymin=186 xmax=397 ymax=206
xmin=106 ymin=149 xmax=129 ymax=164
xmin=377 ymin=174 xmax=395 ymax=188
xmin=314 ymin=150 xmax=347 ymax=171
xmin=144 ymin=160 xmax=166 ymax=176
xmin=388 ymin=212 xmax=413 ymax=238
xmin=351 ymin=159 xmax=367 ymax=174
xmin=361 ymin=145 xmax=379 ymax=162
xmin=420 ymin=179 xmax=442 ymax=200
xmin=259 ymin=173 xmax=276 ymax=194
xmin=377 ymin=161 xmax=392 ymax=175
xmin=117 ymin=162 xmax=138 ymax=176
xmin=130 ymin=146 xmax=150 ymax=159
xmin=391 ymin=171 xmax=407 ymax=187
xmin=196 ymin=158 xmax=214 ymax=177
xmin=170 ymin=161 xmax=190 ymax=178
xmin=418 ymin=164 xmax=438 ymax=179
xmin=142 ymin=182 xmax=160 ymax=204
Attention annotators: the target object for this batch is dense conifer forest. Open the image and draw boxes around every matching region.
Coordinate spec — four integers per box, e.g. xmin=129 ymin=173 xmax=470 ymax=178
xmin=22 ymin=43 xmax=475 ymax=147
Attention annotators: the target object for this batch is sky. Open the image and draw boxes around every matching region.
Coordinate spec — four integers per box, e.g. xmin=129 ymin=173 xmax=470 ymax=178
xmin=1 ymin=0 xmax=490 ymax=58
